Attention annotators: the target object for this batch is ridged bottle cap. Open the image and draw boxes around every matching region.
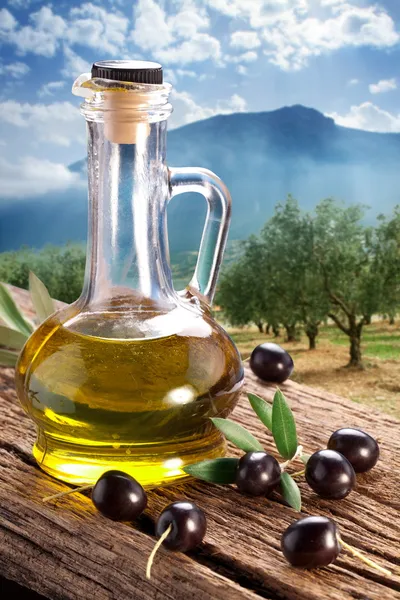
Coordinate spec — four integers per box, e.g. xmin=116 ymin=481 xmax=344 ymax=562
xmin=91 ymin=60 xmax=163 ymax=84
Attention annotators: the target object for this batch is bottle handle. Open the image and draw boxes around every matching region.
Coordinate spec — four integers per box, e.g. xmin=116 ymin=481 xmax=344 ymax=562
xmin=169 ymin=167 xmax=232 ymax=305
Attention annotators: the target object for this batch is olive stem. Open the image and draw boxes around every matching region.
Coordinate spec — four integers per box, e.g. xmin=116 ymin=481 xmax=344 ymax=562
xmin=42 ymin=484 xmax=92 ymax=503
xmin=280 ymin=445 xmax=304 ymax=472
xmin=290 ymin=469 xmax=305 ymax=478
xmin=146 ymin=523 xmax=173 ymax=580
xmin=339 ymin=538 xmax=392 ymax=577
xmin=242 ymin=356 xmax=251 ymax=363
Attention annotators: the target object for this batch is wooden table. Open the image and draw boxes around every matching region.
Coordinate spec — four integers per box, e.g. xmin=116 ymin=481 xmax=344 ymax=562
xmin=0 ymin=288 xmax=399 ymax=599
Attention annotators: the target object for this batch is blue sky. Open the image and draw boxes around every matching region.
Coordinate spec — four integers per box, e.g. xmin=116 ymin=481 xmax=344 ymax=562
xmin=1 ymin=0 xmax=400 ymax=200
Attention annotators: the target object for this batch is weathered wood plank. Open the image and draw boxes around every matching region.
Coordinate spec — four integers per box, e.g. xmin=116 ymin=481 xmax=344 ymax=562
xmin=1 ymin=366 xmax=399 ymax=600
xmin=148 ymin=371 xmax=400 ymax=600
xmin=1 ymin=577 xmax=47 ymax=600
xmin=0 ymin=450 xmax=267 ymax=600
xmin=0 ymin=287 xmax=399 ymax=599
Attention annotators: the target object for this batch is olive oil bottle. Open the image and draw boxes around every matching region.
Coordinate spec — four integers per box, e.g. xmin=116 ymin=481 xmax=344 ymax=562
xmin=16 ymin=61 xmax=244 ymax=486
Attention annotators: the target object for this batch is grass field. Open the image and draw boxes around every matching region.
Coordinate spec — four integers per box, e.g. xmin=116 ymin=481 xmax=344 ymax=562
xmin=228 ymin=321 xmax=400 ymax=419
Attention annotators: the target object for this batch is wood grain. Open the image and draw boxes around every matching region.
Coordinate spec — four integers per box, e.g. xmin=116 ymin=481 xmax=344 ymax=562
xmin=0 ymin=287 xmax=399 ymax=599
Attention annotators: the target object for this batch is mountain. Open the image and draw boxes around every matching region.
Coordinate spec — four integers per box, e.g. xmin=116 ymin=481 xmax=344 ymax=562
xmin=1 ymin=105 xmax=400 ymax=254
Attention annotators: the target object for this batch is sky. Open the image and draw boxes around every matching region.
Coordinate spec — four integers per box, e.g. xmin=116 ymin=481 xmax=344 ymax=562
xmin=1 ymin=0 xmax=400 ymax=199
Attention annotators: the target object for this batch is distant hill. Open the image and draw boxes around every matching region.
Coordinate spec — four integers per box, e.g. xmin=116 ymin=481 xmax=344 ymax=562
xmin=1 ymin=105 xmax=400 ymax=254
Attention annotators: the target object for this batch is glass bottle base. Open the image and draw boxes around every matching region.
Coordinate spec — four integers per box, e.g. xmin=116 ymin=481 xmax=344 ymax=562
xmin=33 ymin=429 xmax=226 ymax=487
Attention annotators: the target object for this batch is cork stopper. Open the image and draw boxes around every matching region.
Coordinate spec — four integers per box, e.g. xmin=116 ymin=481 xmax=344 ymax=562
xmin=93 ymin=61 xmax=163 ymax=144
xmin=72 ymin=61 xmax=169 ymax=145
xmin=103 ymin=91 xmax=151 ymax=144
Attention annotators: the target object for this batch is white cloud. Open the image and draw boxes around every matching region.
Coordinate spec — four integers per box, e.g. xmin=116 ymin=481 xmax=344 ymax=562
xmin=176 ymin=69 xmax=197 ymax=78
xmin=170 ymin=89 xmax=247 ymax=128
xmin=237 ymin=65 xmax=247 ymax=75
xmin=230 ymin=31 xmax=261 ymax=49
xmin=262 ymin=4 xmax=400 ymax=71
xmin=169 ymin=90 xmax=213 ymax=127
xmin=369 ymin=78 xmax=397 ymax=94
xmin=5 ymin=6 xmax=67 ymax=57
xmin=0 ymin=100 xmax=84 ymax=146
xmin=163 ymin=68 xmax=177 ymax=84
xmin=131 ymin=0 xmax=174 ymax=50
xmin=0 ymin=8 xmax=17 ymax=32
xmin=168 ymin=7 xmax=209 ymax=39
xmin=164 ymin=67 xmax=198 ymax=84
xmin=2 ymin=3 xmax=128 ymax=59
xmin=348 ymin=78 xmax=359 ymax=86
xmin=67 ymin=3 xmax=128 ymax=56
xmin=38 ymin=80 xmax=66 ymax=98
xmin=204 ymin=0 xmax=308 ymax=27
xmin=205 ymin=1 xmax=400 ymax=71
xmin=7 ymin=0 xmax=38 ymax=8
xmin=132 ymin=0 xmax=208 ymax=49
xmin=156 ymin=33 xmax=221 ymax=65
xmin=1 ymin=0 xmax=398 ymax=78
xmin=202 ymin=0 xmax=239 ymax=17
xmin=228 ymin=51 xmax=258 ymax=63
xmin=329 ymin=102 xmax=400 ymax=133
xmin=0 ymin=61 xmax=29 ymax=78
xmin=131 ymin=0 xmax=218 ymax=66
xmin=321 ymin=0 xmax=346 ymax=5
xmin=0 ymin=156 xmax=84 ymax=199
xmin=228 ymin=94 xmax=247 ymax=111
xmin=62 ymin=47 xmax=91 ymax=80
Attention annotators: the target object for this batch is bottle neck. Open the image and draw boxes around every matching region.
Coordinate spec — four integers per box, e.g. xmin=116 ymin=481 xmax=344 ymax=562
xmin=82 ymin=118 xmax=175 ymax=308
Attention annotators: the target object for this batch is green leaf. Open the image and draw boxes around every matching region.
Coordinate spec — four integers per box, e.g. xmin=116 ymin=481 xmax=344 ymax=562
xmin=0 ymin=283 xmax=34 ymax=336
xmin=300 ymin=453 xmax=311 ymax=465
xmin=0 ymin=325 xmax=28 ymax=350
xmin=211 ymin=417 xmax=264 ymax=452
xmin=248 ymin=392 xmax=272 ymax=431
xmin=29 ymin=271 xmax=55 ymax=323
xmin=184 ymin=458 xmax=239 ymax=484
xmin=280 ymin=472 xmax=302 ymax=511
xmin=0 ymin=348 xmax=19 ymax=367
xmin=272 ymin=389 xmax=298 ymax=459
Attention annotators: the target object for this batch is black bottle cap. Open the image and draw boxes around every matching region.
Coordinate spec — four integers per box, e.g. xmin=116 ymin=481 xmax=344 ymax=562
xmin=91 ymin=60 xmax=163 ymax=84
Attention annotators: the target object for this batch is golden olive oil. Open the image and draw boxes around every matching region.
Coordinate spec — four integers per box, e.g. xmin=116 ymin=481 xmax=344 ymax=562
xmin=16 ymin=304 xmax=244 ymax=486
xmin=17 ymin=62 xmax=243 ymax=488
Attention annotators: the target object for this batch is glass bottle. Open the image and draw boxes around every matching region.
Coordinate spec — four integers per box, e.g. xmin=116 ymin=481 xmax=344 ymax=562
xmin=15 ymin=61 xmax=244 ymax=487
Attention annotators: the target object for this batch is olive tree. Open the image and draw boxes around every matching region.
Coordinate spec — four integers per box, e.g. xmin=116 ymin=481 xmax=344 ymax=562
xmin=260 ymin=197 xmax=329 ymax=348
xmin=218 ymin=196 xmax=329 ymax=349
xmin=312 ymin=199 xmax=379 ymax=368
xmin=373 ymin=207 xmax=400 ymax=324
xmin=217 ymin=237 xmax=270 ymax=332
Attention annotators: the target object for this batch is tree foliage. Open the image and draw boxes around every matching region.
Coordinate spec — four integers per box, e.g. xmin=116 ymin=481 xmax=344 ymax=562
xmin=373 ymin=207 xmax=400 ymax=323
xmin=218 ymin=197 xmax=328 ymax=349
xmin=218 ymin=197 xmax=400 ymax=367
xmin=1 ymin=199 xmax=399 ymax=369
xmin=0 ymin=244 xmax=85 ymax=304
xmin=260 ymin=196 xmax=328 ymax=346
xmin=312 ymin=199 xmax=378 ymax=367
xmin=217 ymin=237 xmax=270 ymax=332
